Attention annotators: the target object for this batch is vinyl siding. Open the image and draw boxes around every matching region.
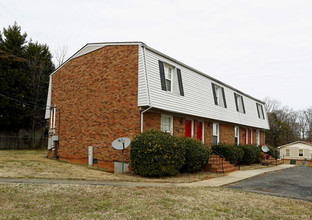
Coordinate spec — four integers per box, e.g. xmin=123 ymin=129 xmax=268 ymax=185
xmin=144 ymin=47 xmax=269 ymax=130
xmin=45 ymin=76 xmax=52 ymax=119
xmin=137 ymin=46 xmax=149 ymax=106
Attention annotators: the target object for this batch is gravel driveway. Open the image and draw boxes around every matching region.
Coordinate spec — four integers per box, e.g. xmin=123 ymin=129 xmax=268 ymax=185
xmin=227 ymin=166 xmax=312 ymax=202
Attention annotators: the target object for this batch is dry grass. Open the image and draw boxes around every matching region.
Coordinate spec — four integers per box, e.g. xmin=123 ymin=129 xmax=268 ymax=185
xmin=0 ymin=183 xmax=311 ymax=219
xmin=0 ymin=150 xmax=221 ymax=183
xmin=238 ymin=163 xmax=278 ymax=171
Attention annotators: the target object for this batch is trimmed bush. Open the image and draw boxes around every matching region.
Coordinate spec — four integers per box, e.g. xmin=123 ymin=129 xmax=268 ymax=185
xmin=212 ymin=144 xmax=243 ymax=164
xmin=130 ymin=130 xmax=185 ymax=177
xmin=239 ymin=145 xmax=262 ymax=164
xmin=178 ymin=137 xmax=210 ymax=173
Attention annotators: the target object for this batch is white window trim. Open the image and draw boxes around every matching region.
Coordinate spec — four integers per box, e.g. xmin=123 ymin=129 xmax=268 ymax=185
xmin=250 ymin=129 xmax=253 ymax=144
xmin=235 ymin=126 xmax=239 ymax=145
xmin=197 ymin=121 xmax=205 ymax=143
xmin=245 ymin=129 xmax=249 ymax=144
xmin=202 ymin=121 xmax=205 ymax=143
xmin=161 ymin=114 xmax=173 ymax=135
xmin=299 ymin=149 xmax=304 ymax=156
xmin=213 ymin=122 xmax=219 ymax=145
xmin=286 ymin=149 xmax=290 ymax=156
xmin=257 ymin=129 xmax=260 ymax=146
xmin=164 ymin=64 xmax=174 ymax=93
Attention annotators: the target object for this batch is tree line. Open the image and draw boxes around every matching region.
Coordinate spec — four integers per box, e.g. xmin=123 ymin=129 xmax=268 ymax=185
xmin=0 ymin=22 xmax=54 ymax=133
xmin=264 ymin=97 xmax=312 ymax=147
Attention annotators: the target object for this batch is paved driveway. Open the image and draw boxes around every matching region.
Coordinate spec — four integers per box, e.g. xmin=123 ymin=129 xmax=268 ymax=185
xmin=227 ymin=167 xmax=312 ymax=202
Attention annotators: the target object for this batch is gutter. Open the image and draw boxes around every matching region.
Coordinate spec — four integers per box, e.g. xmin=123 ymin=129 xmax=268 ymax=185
xmin=140 ymin=45 xmax=152 ymax=133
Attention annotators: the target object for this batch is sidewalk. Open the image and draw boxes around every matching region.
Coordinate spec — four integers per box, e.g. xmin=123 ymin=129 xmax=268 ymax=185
xmin=178 ymin=164 xmax=295 ymax=187
xmin=0 ymin=164 xmax=295 ymax=187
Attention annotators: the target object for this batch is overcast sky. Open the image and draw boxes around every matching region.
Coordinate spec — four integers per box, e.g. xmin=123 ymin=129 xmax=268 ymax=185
xmin=1 ymin=0 xmax=311 ymax=110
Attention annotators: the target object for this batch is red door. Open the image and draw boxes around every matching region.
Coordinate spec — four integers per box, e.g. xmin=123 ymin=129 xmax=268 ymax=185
xmin=249 ymin=129 xmax=252 ymax=144
xmin=197 ymin=122 xmax=203 ymax=141
xmin=185 ymin=120 xmax=192 ymax=137
xmin=244 ymin=129 xmax=247 ymax=144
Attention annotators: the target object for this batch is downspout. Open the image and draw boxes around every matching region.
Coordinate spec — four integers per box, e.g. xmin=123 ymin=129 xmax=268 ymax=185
xmin=140 ymin=45 xmax=152 ymax=133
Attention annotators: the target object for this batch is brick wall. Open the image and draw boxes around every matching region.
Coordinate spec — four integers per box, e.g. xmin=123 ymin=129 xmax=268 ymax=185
xmin=219 ymin=123 xmax=235 ymax=145
xmin=50 ymin=45 xmax=140 ymax=171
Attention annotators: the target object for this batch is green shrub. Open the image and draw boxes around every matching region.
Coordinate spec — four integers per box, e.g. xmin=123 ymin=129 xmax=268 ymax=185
xmin=178 ymin=137 xmax=210 ymax=173
xmin=267 ymin=145 xmax=279 ymax=159
xmin=239 ymin=145 xmax=261 ymax=164
xmin=130 ymin=130 xmax=185 ymax=177
xmin=211 ymin=144 xmax=243 ymax=164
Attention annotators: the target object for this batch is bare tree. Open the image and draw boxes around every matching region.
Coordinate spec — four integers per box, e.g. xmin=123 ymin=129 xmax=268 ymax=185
xmin=263 ymin=97 xmax=281 ymax=113
xmin=54 ymin=44 xmax=68 ymax=68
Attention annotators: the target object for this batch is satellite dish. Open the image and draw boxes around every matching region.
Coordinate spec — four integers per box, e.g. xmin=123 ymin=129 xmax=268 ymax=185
xmin=261 ymin=145 xmax=270 ymax=153
xmin=112 ymin=137 xmax=131 ymax=150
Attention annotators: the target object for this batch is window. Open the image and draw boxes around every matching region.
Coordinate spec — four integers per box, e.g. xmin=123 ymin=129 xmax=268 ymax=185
xmin=245 ymin=128 xmax=249 ymax=144
xmin=158 ymin=60 xmax=184 ymax=96
xmin=213 ymin=123 xmax=219 ymax=145
xmin=286 ymin=149 xmax=290 ymax=156
xmin=234 ymin=93 xmax=245 ymax=113
xmin=257 ymin=130 xmax=260 ymax=146
xmin=256 ymin=103 xmax=265 ymax=119
xmin=161 ymin=115 xmax=173 ymax=135
xmin=164 ymin=64 xmax=173 ymax=92
xmin=235 ymin=126 xmax=239 ymax=145
xmin=212 ymin=83 xmax=227 ymax=108
xmin=299 ymin=149 xmax=303 ymax=156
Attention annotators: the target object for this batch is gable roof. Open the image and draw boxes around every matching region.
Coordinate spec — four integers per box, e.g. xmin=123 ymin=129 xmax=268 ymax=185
xmin=278 ymin=141 xmax=312 ymax=149
xmin=51 ymin=41 xmax=265 ymax=105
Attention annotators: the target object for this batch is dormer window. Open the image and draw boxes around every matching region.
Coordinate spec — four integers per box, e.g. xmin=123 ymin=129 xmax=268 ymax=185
xmin=158 ymin=60 xmax=184 ymax=96
xmin=234 ymin=93 xmax=245 ymax=113
xmin=256 ymin=103 xmax=265 ymax=119
xmin=164 ymin=64 xmax=173 ymax=92
xmin=212 ymin=83 xmax=227 ymax=108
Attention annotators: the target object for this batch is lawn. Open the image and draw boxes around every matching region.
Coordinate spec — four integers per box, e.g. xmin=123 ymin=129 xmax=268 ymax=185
xmin=0 ymin=150 xmax=221 ymax=183
xmin=0 ymin=150 xmax=311 ymax=219
xmin=0 ymin=183 xmax=311 ymax=219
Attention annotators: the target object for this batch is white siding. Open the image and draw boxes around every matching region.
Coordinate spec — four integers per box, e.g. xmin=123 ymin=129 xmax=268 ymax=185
xmin=45 ymin=76 xmax=52 ymax=119
xmin=144 ymin=48 xmax=269 ymax=130
xmin=279 ymin=142 xmax=312 ymax=160
xmin=72 ymin=44 xmax=105 ymax=59
xmin=137 ymin=46 xmax=149 ymax=106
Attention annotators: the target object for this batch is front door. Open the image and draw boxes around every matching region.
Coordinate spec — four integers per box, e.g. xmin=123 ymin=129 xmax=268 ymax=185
xmin=185 ymin=120 xmax=193 ymax=138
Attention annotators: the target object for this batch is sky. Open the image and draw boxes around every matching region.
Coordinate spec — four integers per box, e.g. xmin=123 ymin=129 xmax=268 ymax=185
xmin=1 ymin=0 xmax=312 ymax=111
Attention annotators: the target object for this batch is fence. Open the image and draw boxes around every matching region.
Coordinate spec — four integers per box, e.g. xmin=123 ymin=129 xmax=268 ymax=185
xmin=0 ymin=136 xmax=48 ymax=150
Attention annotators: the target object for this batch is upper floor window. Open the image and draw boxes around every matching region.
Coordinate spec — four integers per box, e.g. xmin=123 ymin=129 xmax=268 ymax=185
xmin=235 ymin=126 xmax=239 ymax=145
xmin=161 ymin=115 xmax=173 ymax=135
xmin=256 ymin=103 xmax=265 ymax=119
xmin=234 ymin=93 xmax=245 ymax=113
xmin=212 ymin=83 xmax=227 ymax=108
xmin=158 ymin=60 xmax=184 ymax=96
xmin=164 ymin=64 xmax=173 ymax=92
xmin=213 ymin=123 xmax=219 ymax=145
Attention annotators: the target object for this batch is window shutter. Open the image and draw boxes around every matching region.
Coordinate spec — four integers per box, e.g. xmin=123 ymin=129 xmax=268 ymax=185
xmin=158 ymin=60 xmax=166 ymax=91
xmin=212 ymin=83 xmax=218 ymax=105
xmin=241 ymin=96 xmax=246 ymax=113
xmin=177 ymin=68 xmax=184 ymax=96
xmin=234 ymin=93 xmax=239 ymax=111
xmin=221 ymin=87 xmax=227 ymax=108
